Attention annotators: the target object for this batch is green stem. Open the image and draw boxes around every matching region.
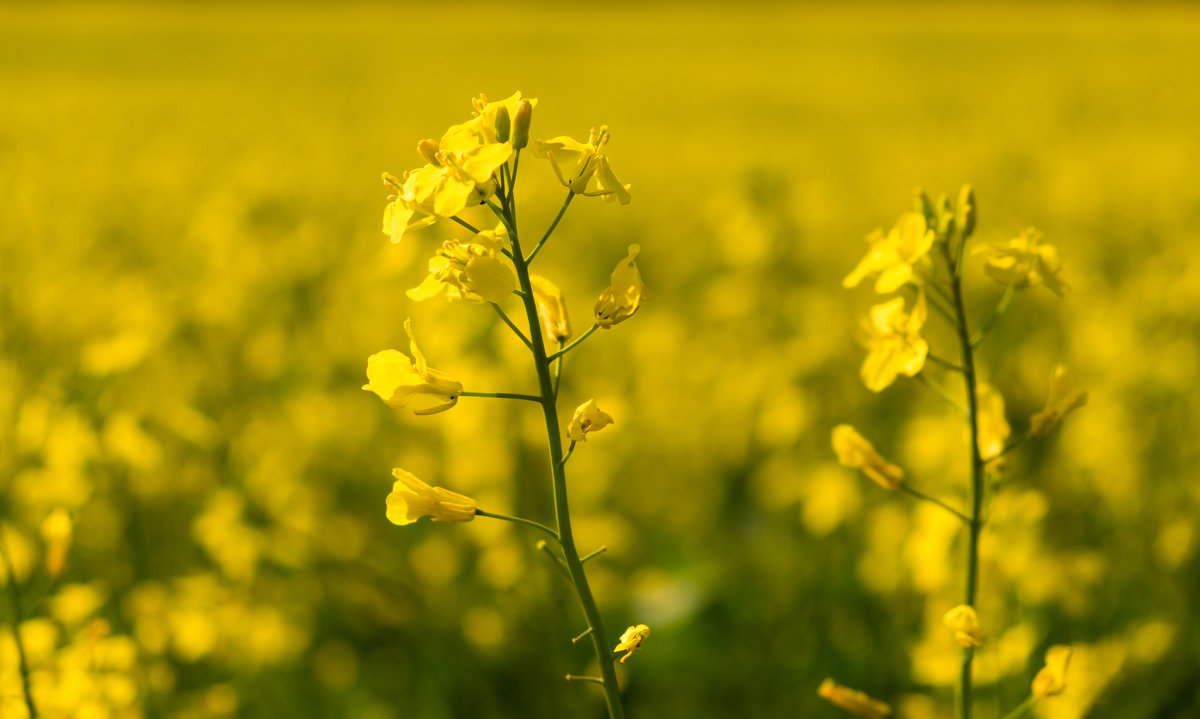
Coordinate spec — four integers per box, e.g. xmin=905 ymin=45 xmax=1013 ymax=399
xmin=580 ymin=545 xmax=608 ymax=563
xmin=913 ymin=372 xmax=967 ymax=414
xmin=995 ymin=431 xmax=1033 ymax=460
xmin=999 ymin=695 xmax=1038 ymax=719
xmin=492 ymin=303 xmax=533 ymax=351
xmin=526 ymin=191 xmax=575 ymax=265
xmin=560 ymin=440 xmax=577 ymax=467
xmin=971 ymin=286 xmax=1016 ymax=348
xmin=536 ymin=540 xmax=572 ymax=580
xmin=504 ymin=193 xmax=625 ymax=718
xmin=1 ymin=533 xmax=39 ymax=719
xmin=475 ymin=509 xmax=560 ymax=542
xmin=460 ymin=390 xmax=542 ymax=403
xmin=927 ymin=353 xmax=966 ymax=373
xmin=941 ymin=242 xmax=985 ymax=719
xmin=899 ymin=483 xmax=971 ymax=525
xmin=450 ymin=216 xmax=482 ymax=235
xmin=547 ymin=324 xmax=598 ymax=363
xmin=552 ymin=339 xmax=565 ymax=400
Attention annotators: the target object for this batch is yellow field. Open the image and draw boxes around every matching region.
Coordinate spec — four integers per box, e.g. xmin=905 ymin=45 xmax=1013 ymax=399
xmin=2 ymin=3 xmax=1199 ymax=718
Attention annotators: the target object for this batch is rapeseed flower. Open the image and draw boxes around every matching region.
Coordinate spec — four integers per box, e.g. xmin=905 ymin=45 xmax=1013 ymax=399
xmin=568 ymin=400 xmax=614 ymax=442
xmin=613 ymin=624 xmax=650 ymax=663
xmin=1031 ymin=645 xmax=1072 ymax=697
xmin=843 ymin=212 xmax=935 ymax=293
xmin=407 ymin=229 xmax=516 ymax=304
xmin=530 ymin=274 xmax=571 ymax=343
xmin=595 ymin=245 xmax=647 ymax=328
xmin=363 ymin=319 xmax=462 ymax=415
xmin=832 ymin=424 xmax=903 ymax=490
xmin=818 ymin=679 xmax=891 ymax=719
xmin=973 ymin=228 xmax=1068 ymax=296
xmin=534 ymin=125 xmax=631 ymax=204
xmin=976 ymin=383 xmax=1011 ymax=461
xmin=1030 ymin=365 xmax=1088 ymax=437
xmin=944 ymin=605 xmax=983 ymax=647
xmin=386 ymin=468 xmax=477 ymax=525
xmin=41 ymin=508 xmax=73 ymax=577
xmin=858 ymin=292 xmax=928 ymax=392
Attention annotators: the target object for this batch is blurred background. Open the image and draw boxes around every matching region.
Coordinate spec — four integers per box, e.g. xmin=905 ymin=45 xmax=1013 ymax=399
xmin=2 ymin=2 xmax=1198 ymax=717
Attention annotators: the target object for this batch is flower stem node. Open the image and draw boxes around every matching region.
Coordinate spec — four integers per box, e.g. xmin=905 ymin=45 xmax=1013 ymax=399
xmin=943 ymin=605 xmax=983 ymax=648
xmin=595 ymin=245 xmax=647 ymax=328
xmin=568 ymin=399 xmax=614 ymax=442
xmin=613 ymin=624 xmax=650 ymax=663
xmin=386 ymin=468 xmax=477 ymax=525
xmin=818 ymin=678 xmax=892 ymax=719
xmin=831 ymin=425 xmax=903 ymax=490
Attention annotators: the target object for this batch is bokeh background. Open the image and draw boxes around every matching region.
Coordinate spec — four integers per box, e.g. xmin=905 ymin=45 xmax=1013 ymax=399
xmin=2 ymin=2 xmax=1199 ymax=717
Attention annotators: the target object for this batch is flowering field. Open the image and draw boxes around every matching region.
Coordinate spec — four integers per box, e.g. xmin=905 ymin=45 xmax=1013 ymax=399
xmin=2 ymin=3 xmax=1199 ymax=718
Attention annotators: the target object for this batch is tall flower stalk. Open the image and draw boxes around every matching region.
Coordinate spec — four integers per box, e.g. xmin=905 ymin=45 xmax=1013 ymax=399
xmin=367 ymin=93 xmax=641 ymax=719
xmin=826 ymin=187 xmax=1086 ymax=719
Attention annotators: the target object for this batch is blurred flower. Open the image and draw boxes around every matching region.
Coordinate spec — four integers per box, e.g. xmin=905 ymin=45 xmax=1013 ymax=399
xmin=944 ymin=605 xmax=983 ymax=647
xmin=843 ymin=212 xmax=935 ymax=293
xmin=858 ymin=292 xmax=928 ymax=392
xmin=832 ymin=424 xmax=903 ymax=490
xmin=41 ymin=508 xmax=73 ymax=577
xmin=595 ymin=244 xmax=647 ymax=328
xmin=1032 ymin=645 xmax=1072 ymax=697
xmin=407 ymin=229 xmax=516 ymax=304
xmin=568 ymin=399 xmax=614 ymax=442
xmin=530 ymin=274 xmax=571 ymax=344
xmin=973 ymin=228 xmax=1068 ymax=296
xmin=386 ymin=469 xmax=477 ymax=526
xmin=533 ymin=125 xmax=631 ymax=204
xmin=976 ymin=383 xmax=1011 ymax=462
xmin=381 ymin=171 xmax=438 ymax=244
xmin=613 ymin=624 xmax=650 ymax=663
xmin=363 ymin=319 xmax=463 ymax=415
xmin=818 ymin=678 xmax=891 ymax=719
xmin=1030 ymin=365 xmax=1088 ymax=437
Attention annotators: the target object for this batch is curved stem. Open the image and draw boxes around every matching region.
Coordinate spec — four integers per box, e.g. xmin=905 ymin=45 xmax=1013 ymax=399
xmin=1 ymin=533 xmax=39 ymax=719
xmin=505 ymin=195 xmax=625 ymax=718
xmin=899 ymin=483 xmax=971 ymax=525
xmin=547 ymin=324 xmax=598 ymax=363
xmin=560 ymin=440 xmax=577 ymax=467
xmin=526 ymin=191 xmax=575 ymax=265
xmin=475 ymin=509 xmax=560 ymax=542
xmin=492 ymin=303 xmax=533 ymax=351
xmin=460 ymin=390 xmax=542 ymax=403
xmin=941 ymin=242 xmax=985 ymax=719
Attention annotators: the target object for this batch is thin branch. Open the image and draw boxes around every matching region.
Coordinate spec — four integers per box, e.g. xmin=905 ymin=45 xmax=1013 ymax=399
xmin=491 ymin=303 xmax=533 ymax=351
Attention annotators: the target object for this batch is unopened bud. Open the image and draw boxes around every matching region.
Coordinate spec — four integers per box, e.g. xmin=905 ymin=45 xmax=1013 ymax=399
xmin=913 ymin=188 xmax=935 ymax=224
xmin=512 ymin=100 xmax=533 ymax=149
xmin=417 ymin=139 xmax=441 ymax=166
xmin=936 ymin=194 xmax=955 ymax=239
xmin=957 ymin=184 xmax=976 ymax=240
xmin=495 ymin=106 xmax=511 ymax=143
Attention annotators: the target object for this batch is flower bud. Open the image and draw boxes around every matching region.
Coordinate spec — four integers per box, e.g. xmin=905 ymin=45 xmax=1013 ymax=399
xmin=512 ymin=99 xmax=533 ymax=149
xmin=936 ymin=194 xmax=955 ymax=239
xmin=913 ymin=187 xmax=935 ymax=224
xmin=495 ymin=106 xmax=511 ymax=143
xmin=957 ymin=184 xmax=976 ymax=240
xmin=417 ymin=139 xmax=441 ymax=166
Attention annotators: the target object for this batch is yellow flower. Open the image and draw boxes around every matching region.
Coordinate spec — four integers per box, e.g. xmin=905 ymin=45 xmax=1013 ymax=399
xmin=455 ymin=91 xmax=537 ymax=146
xmin=973 ymin=228 xmax=1068 ymax=296
xmin=363 ymin=319 xmax=463 ymax=415
xmin=407 ymin=229 xmax=516 ymax=304
xmin=613 ymin=624 xmax=650 ymax=663
xmin=41 ymin=508 xmax=73 ymax=578
xmin=976 ymin=383 xmax=1011 ymax=461
xmin=595 ymin=244 xmax=647 ymax=328
xmin=386 ymin=468 xmax=477 ymax=525
xmin=859 ymin=292 xmax=928 ymax=392
xmin=943 ymin=605 xmax=983 ymax=647
xmin=530 ymin=274 xmax=571 ymax=344
xmin=817 ymin=679 xmax=891 ymax=719
xmin=1031 ymin=645 xmax=1072 ymax=697
xmin=844 ymin=212 xmax=935 ymax=293
xmin=1030 ymin=365 xmax=1088 ymax=437
xmin=533 ymin=125 xmax=631 ymax=204
xmin=381 ymin=171 xmax=439 ymax=244
xmin=831 ymin=425 xmax=903 ymax=490
xmin=568 ymin=399 xmax=614 ymax=442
